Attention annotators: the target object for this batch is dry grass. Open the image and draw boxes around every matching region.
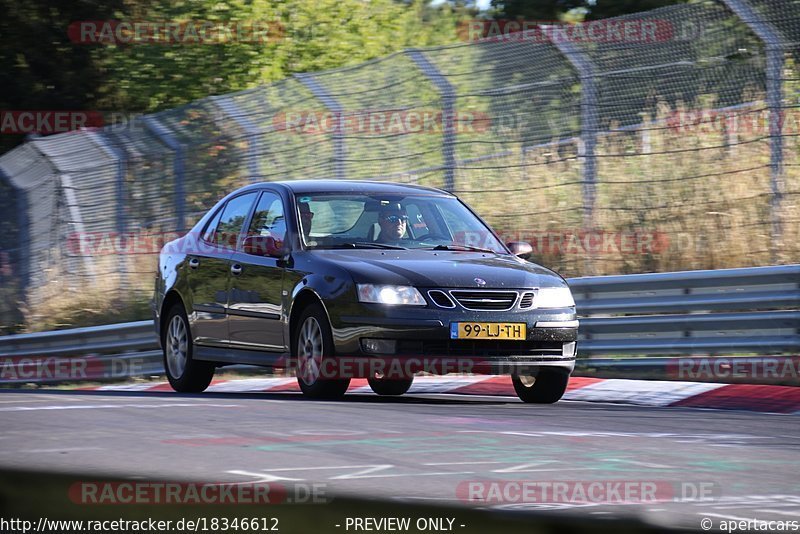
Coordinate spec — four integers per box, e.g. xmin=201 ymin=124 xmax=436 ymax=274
xmin=458 ymin=100 xmax=799 ymax=278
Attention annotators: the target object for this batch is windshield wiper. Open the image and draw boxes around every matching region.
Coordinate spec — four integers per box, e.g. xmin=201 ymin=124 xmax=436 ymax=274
xmin=426 ymin=244 xmax=498 ymax=253
xmin=351 ymin=242 xmax=408 ymax=250
xmin=321 ymin=242 xmax=407 ymax=250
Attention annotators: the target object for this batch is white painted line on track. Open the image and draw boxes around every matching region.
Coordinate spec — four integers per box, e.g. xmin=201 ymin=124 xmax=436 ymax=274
xmin=704 ymin=512 xmax=768 ymax=522
xmin=407 ymin=376 xmax=486 ymax=393
xmin=0 ymin=402 xmax=242 ymax=411
xmin=206 ymin=378 xmax=295 ymax=392
xmin=228 ymin=464 xmax=476 ymax=482
xmin=423 ymin=461 xmax=507 ymax=466
xmin=491 ymin=461 xmax=559 ymax=473
xmin=604 ymin=458 xmax=675 ymax=469
xmin=758 ymin=509 xmax=800 ymax=517
xmin=95 ymin=383 xmax=167 ymax=391
xmin=394 ymin=496 xmax=457 ymax=501
xmin=27 ymin=447 xmax=104 ymax=453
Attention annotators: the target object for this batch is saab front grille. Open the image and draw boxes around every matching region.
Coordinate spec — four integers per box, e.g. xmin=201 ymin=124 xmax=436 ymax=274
xmin=450 ymin=291 xmax=517 ymax=311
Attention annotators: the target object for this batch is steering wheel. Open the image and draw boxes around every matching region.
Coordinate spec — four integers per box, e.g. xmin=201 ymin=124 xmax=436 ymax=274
xmin=416 ymin=234 xmax=448 ymax=242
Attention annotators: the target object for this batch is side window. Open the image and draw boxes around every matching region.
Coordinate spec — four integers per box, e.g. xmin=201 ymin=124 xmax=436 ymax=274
xmin=246 ymin=192 xmax=286 ymax=245
xmin=201 ymin=208 xmax=223 ymax=243
xmin=212 ymin=192 xmax=257 ymax=250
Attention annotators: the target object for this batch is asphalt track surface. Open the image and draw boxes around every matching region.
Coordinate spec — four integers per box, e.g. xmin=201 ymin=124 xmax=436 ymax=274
xmin=1 ymin=388 xmax=799 ymax=531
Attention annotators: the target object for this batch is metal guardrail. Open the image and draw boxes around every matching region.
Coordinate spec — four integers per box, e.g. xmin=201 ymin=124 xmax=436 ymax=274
xmin=0 ymin=265 xmax=798 ymax=385
xmin=572 ymin=264 xmax=800 ymax=356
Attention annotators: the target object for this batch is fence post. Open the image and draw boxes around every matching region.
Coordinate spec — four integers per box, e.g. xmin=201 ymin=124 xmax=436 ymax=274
xmin=294 ymin=73 xmax=346 ymax=181
xmin=210 ymin=95 xmax=261 ymax=183
xmin=550 ymin=36 xmax=598 ymax=275
xmin=59 ymin=173 xmax=97 ymax=279
xmin=721 ymin=0 xmax=785 ymax=263
xmin=87 ymin=130 xmax=128 ymax=291
xmin=142 ymin=117 xmax=186 ymax=232
xmin=406 ymin=50 xmax=456 ymax=192
xmin=0 ymin=167 xmax=28 ymax=320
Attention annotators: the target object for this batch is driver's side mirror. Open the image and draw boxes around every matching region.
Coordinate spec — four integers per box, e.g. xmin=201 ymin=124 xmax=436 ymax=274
xmin=507 ymin=241 xmax=533 ymax=257
xmin=243 ymin=235 xmax=284 ymax=258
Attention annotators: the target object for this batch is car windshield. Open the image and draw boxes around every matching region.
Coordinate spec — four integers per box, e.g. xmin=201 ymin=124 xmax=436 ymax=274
xmin=294 ymin=193 xmax=507 ymax=253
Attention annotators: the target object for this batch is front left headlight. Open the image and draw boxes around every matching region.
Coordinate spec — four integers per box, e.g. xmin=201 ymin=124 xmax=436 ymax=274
xmin=536 ymin=287 xmax=575 ymax=308
xmin=357 ymin=284 xmax=426 ymax=306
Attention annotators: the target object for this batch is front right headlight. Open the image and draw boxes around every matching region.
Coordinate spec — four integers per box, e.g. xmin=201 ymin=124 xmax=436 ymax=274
xmin=357 ymin=284 xmax=426 ymax=306
xmin=536 ymin=287 xmax=575 ymax=308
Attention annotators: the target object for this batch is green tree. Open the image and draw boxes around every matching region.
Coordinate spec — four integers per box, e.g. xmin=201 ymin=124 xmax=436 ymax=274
xmin=0 ymin=0 xmax=123 ymax=153
xmin=488 ymin=0 xmax=687 ymax=22
xmin=0 ymin=0 xmax=472 ymax=154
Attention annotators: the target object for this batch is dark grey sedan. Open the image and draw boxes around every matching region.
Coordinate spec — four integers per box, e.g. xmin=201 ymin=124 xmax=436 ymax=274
xmin=153 ymin=180 xmax=578 ymax=403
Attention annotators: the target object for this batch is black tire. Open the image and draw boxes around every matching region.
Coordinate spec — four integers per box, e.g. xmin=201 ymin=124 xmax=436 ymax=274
xmin=294 ymin=303 xmax=350 ymax=399
xmin=512 ymin=369 xmax=570 ymax=404
xmin=368 ymin=376 xmax=414 ymax=396
xmin=162 ymin=303 xmax=215 ymax=393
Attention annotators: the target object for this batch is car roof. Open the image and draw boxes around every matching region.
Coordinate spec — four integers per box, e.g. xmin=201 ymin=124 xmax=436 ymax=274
xmin=244 ymin=179 xmax=454 ymax=197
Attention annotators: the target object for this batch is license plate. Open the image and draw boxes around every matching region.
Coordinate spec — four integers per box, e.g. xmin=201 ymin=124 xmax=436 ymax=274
xmin=450 ymin=322 xmax=526 ymax=340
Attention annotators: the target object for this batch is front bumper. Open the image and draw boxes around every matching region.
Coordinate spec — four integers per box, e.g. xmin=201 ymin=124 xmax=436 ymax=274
xmin=331 ymin=306 xmax=578 ymax=376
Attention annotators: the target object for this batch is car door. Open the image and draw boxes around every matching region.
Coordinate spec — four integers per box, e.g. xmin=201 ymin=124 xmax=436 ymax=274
xmin=187 ymin=192 xmax=258 ymax=347
xmin=227 ymin=190 xmax=287 ymax=352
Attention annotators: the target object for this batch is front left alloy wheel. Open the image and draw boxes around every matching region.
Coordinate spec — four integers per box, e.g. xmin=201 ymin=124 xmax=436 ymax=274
xmin=163 ymin=303 xmax=215 ymax=393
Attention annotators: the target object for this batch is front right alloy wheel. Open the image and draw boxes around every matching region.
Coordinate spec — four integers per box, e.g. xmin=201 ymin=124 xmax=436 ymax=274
xmin=294 ymin=303 xmax=350 ymax=399
xmin=512 ymin=369 xmax=570 ymax=404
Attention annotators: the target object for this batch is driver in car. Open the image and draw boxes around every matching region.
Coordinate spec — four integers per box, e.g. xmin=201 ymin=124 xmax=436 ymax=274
xmin=376 ymin=203 xmax=408 ymax=244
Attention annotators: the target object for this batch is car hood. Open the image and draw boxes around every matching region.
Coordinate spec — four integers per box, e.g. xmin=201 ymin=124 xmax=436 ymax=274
xmin=309 ymin=249 xmax=567 ymax=289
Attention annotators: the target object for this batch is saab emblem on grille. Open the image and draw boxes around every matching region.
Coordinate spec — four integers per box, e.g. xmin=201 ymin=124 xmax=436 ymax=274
xmin=474 ymin=277 xmax=487 ymax=286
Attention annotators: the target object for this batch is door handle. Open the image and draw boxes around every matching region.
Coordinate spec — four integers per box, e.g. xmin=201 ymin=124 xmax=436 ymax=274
xmin=188 ymin=258 xmax=200 ymax=269
xmin=231 ymin=264 xmax=243 ymax=276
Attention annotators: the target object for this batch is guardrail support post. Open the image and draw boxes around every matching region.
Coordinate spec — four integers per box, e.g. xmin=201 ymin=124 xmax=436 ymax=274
xmin=406 ymin=50 xmax=456 ymax=192
xmin=142 ymin=117 xmax=186 ymax=232
xmin=210 ymin=96 xmax=262 ymax=183
xmin=722 ymin=0 xmax=785 ymax=263
xmin=295 ymin=73 xmax=346 ymax=181
xmin=549 ymin=36 xmax=598 ymax=274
